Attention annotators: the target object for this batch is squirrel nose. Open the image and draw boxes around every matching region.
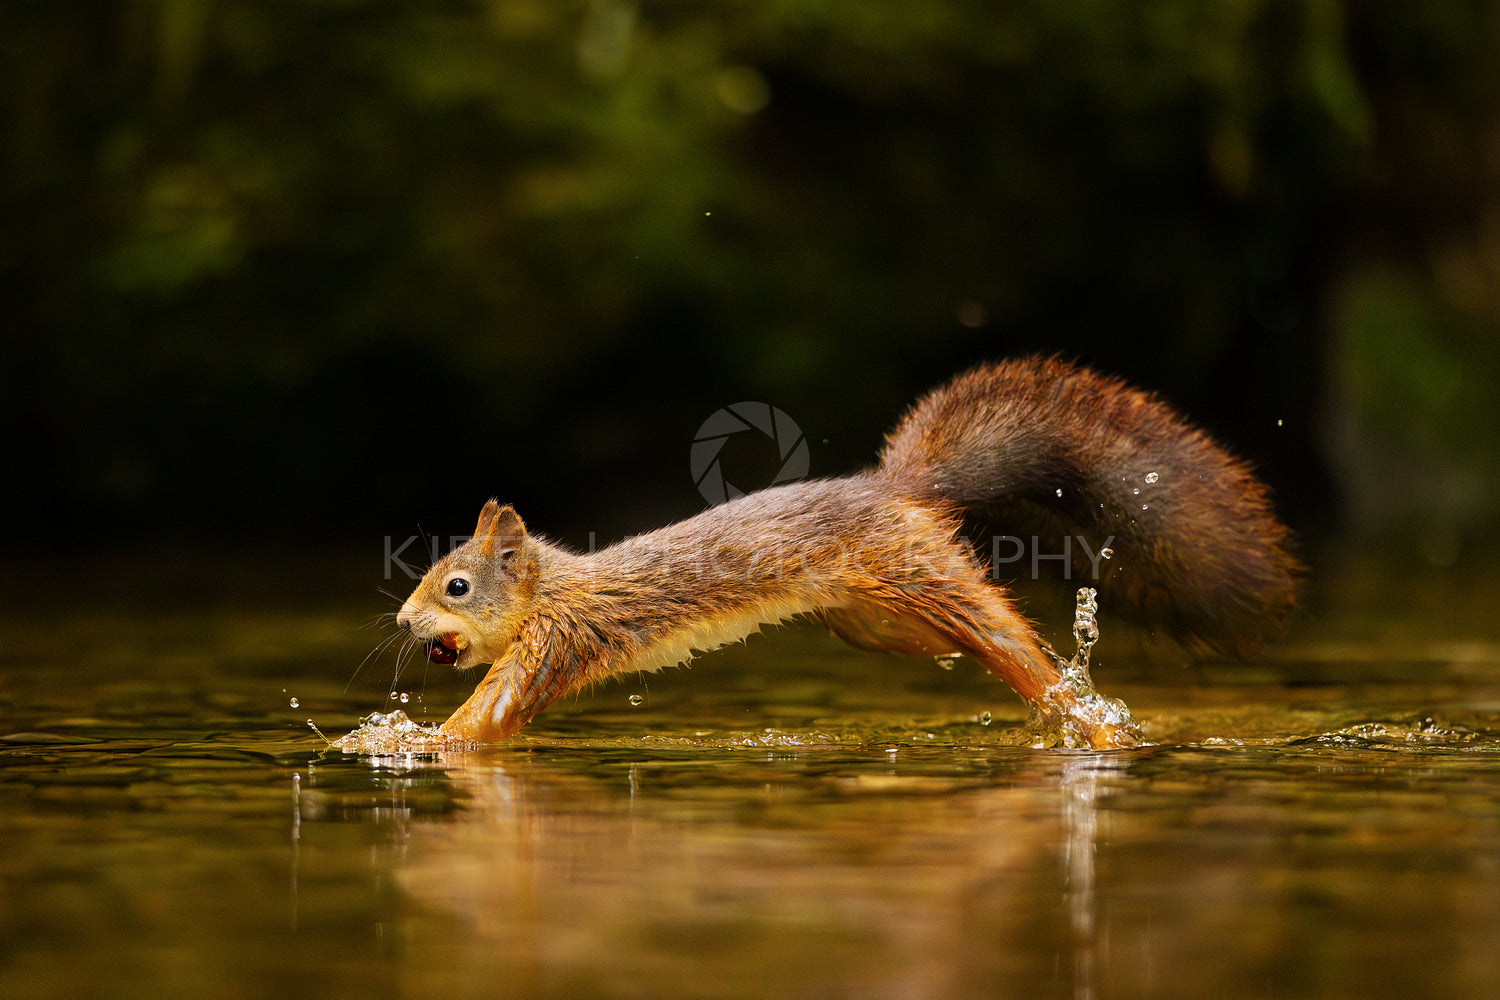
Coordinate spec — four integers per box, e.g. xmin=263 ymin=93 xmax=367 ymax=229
xmin=396 ymin=602 xmax=417 ymax=630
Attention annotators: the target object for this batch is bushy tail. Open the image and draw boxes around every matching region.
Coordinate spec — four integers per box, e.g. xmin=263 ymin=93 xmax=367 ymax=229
xmin=879 ymin=356 xmax=1299 ymax=657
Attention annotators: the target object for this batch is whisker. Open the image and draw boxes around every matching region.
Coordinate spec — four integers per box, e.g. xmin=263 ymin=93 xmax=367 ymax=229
xmin=347 ymin=627 xmax=408 ymax=692
xmin=360 ymin=611 xmax=401 ymax=631
xmin=388 ymin=632 xmax=431 ymax=707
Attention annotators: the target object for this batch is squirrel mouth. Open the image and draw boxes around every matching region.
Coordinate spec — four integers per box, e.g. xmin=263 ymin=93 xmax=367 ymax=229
xmin=423 ymin=632 xmax=468 ymax=665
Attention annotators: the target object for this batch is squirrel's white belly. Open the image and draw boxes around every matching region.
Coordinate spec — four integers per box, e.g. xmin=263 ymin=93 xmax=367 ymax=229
xmin=630 ymin=597 xmax=825 ymax=674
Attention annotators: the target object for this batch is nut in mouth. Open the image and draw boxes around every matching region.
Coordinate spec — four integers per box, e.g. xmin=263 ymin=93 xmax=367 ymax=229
xmin=423 ymin=631 xmax=469 ymax=666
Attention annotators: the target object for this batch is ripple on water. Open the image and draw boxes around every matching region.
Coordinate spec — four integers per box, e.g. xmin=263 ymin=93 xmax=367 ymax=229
xmin=1285 ymin=716 xmax=1498 ymax=753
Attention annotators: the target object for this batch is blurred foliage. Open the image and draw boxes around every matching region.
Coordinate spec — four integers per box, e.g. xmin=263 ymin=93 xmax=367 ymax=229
xmin=2 ymin=0 xmax=1499 ymax=556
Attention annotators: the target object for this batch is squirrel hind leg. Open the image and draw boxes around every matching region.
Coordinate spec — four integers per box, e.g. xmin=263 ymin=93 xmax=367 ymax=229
xmin=842 ymin=583 xmax=1140 ymax=750
xmin=817 ymin=605 xmax=958 ymax=658
xmin=820 ymin=593 xmax=1057 ymax=702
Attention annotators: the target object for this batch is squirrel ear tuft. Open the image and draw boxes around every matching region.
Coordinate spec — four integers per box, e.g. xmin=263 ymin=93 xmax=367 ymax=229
xmin=472 ymin=499 xmax=502 ymax=541
xmin=475 ymin=500 xmax=528 ymax=559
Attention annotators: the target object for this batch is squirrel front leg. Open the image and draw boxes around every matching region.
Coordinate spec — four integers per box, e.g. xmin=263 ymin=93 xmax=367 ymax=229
xmin=438 ymin=615 xmax=580 ymax=742
xmin=438 ymin=655 xmax=523 ymax=742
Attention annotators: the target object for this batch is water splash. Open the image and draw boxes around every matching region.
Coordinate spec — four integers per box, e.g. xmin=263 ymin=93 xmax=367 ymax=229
xmin=1027 ymin=588 xmax=1142 ymax=750
xmin=331 ymin=710 xmax=466 ymax=754
xmin=1071 ymin=586 xmax=1100 ymax=672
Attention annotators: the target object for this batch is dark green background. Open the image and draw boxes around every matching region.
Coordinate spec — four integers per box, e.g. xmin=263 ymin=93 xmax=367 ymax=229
xmin=4 ymin=0 xmax=1497 ymax=567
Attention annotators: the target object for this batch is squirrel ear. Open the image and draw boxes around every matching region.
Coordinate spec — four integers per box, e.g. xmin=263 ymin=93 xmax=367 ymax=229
xmin=475 ymin=500 xmax=528 ymax=559
xmin=472 ymin=499 xmax=502 ymax=541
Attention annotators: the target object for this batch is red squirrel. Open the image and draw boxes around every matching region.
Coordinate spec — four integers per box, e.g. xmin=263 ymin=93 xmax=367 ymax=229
xmin=394 ymin=357 xmax=1297 ymax=749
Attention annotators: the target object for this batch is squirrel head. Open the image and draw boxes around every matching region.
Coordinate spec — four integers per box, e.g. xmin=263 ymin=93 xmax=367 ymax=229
xmin=397 ymin=499 xmax=541 ymax=670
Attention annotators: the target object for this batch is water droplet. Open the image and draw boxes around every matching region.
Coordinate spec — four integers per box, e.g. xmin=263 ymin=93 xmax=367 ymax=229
xmin=388 ymin=691 xmax=398 ymax=701
xmin=399 ymin=692 xmax=410 ymax=704
xmin=1144 ymin=471 xmax=1159 ymax=484
xmin=933 ymin=652 xmax=961 ymax=670
xmin=289 ymin=697 xmax=299 ymax=708
xmin=1055 ymin=488 xmax=1063 ymax=498
xmin=1100 ymin=547 xmax=1114 ymax=559
xmin=1141 ymin=504 xmax=1149 ymax=511
xmin=979 ymin=711 xmax=993 ymax=726
xmin=1131 ymin=487 xmax=1140 ymax=495
xmin=1277 ymin=418 xmax=1284 ymax=427
xmin=628 ymin=694 xmax=645 ymax=707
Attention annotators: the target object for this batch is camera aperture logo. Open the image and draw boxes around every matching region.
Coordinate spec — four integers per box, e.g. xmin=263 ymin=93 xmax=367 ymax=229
xmin=691 ymin=402 xmax=809 ymax=505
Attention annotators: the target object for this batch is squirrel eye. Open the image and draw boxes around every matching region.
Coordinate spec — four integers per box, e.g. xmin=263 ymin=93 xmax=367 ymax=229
xmin=445 ymin=577 xmax=471 ymax=598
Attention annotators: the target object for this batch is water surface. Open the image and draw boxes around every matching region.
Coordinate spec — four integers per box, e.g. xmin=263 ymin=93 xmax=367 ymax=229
xmin=2 ymin=562 xmax=1498 ymax=999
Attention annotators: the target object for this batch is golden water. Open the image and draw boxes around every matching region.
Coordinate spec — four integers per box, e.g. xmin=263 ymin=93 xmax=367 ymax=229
xmin=2 ymin=563 xmax=1499 ymax=998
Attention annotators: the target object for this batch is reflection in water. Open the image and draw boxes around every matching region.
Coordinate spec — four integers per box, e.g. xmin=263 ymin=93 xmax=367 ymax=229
xmin=285 ymin=705 xmax=1500 ymax=1000
xmin=2 ymin=599 xmax=1500 ymax=998
xmin=1062 ymin=755 xmax=1117 ymax=1000
xmin=290 ymin=771 xmax=301 ymax=913
xmin=292 ymin=744 xmax=1101 ymax=997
